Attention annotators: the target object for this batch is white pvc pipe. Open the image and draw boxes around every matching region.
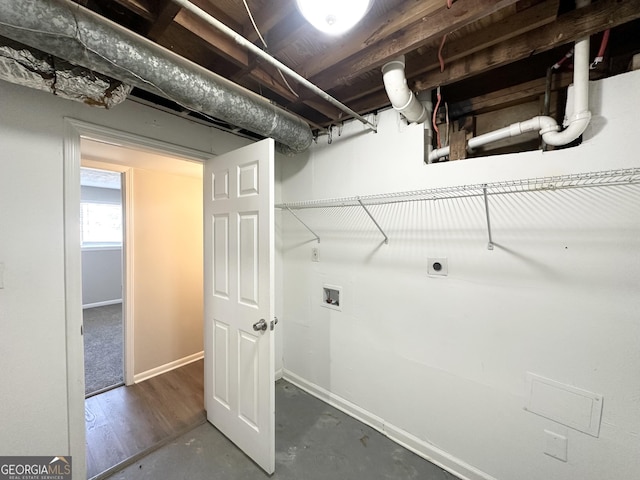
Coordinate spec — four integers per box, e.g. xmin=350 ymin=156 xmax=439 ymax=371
xmin=541 ymin=36 xmax=591 ymax=146
xmin=420 ymin=92 xmax=434 ymax=162
xmin=428 ymin=34 xmax=591 ymax=162
xmin=429 ymin=116 xmax=561 ymax=162
xmin=382 ymin=56 xmax=428 ymax=124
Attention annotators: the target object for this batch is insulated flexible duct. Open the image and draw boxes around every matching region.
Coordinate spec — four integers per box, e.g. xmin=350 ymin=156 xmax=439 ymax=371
xmin=0 ymin=0 xmax=313 ymax=153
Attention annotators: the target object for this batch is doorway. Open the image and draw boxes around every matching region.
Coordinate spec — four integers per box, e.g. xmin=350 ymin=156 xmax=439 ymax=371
xmin=64 ymin=120 xmax=210 ymax=479
xmin=82 ymin=142 xmax=204 ymax=478
xmin=80 ymin=167 xmax=125 ymax=397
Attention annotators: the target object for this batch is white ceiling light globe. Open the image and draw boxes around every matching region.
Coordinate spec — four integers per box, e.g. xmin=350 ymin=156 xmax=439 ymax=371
xmin=296 ymin=0 xmax=372 ymax=36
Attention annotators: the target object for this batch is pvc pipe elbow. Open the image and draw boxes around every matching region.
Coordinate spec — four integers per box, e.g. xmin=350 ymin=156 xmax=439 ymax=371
xmin=536 ymin=116 xmax=560 ymax=135
xmin=382 ymin=56 xmax=428 ymax=124
xmin=542 ymin=112 xmax=591 ymax=146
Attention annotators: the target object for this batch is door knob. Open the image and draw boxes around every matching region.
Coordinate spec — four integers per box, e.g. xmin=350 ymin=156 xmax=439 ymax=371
xmin=253 ymin=319 xmax=268 ymax=332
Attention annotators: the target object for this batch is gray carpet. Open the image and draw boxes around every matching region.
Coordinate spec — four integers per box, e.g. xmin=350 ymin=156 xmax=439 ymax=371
xmin=83 ymin=304 xmax=124 ymax=396
xmin=108 ymin=380 xmax=457 ymax=480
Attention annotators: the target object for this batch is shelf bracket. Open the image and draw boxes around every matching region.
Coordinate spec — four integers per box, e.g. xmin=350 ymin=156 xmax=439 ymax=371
xmin=358 ymin=198 xmax=389 ymax=244
xmin=483 ymin=186 xmax=494 ymax=250
xmin=285 ymin=206 xmax=320 ymax=243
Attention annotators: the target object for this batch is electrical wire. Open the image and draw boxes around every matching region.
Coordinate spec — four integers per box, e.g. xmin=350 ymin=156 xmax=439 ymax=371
xmin=444 ymin=100 xmax=450 ymax=147
xmin=552 ymin=48 xmax=574 ymax=70
xmin=432 ymin=86 xmax=442 ymax=148
xmin=591 ymin=29 xmax=610 ymax=69
xmin=241 ymin=0 xmax=299 ymax=97
xmin=438 ymin=34 xmax=447 ymax=72
xmin=598 ymin=29 xmax=610 ymax=58
xmin=242 ymin=0 xmax=267 ymax=47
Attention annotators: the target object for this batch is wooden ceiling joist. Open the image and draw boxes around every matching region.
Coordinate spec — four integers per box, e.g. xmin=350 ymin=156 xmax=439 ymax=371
xmin=309 ymin=0 xmax=520 ymax=91
xmin=414 ymin=0 xmax=640 ymax=92
xmin=112 ymin=0 xmax=154 ymax=21
xmin=146 ymin=0 xmax=181 ymax=40
xmin=67 ymin=0 xmax=640 ymax=134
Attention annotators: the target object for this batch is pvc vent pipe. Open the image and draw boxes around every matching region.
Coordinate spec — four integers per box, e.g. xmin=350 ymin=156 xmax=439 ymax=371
xmin=428 ymin=34 xmax=591 ymax=162
xmin=540 ymin=36 xmax=591 ymax=146
xmin=382 ymin=56 xmax=428 ymax=124
xmin=0 ymin=0 xmax=313 ymax=154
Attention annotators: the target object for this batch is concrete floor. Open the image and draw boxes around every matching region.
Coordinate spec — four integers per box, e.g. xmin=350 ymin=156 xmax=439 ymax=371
xmin=108 ymin=380 xmax=457 ymax=480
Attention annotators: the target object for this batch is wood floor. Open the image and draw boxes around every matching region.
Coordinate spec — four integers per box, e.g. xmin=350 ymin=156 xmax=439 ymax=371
xmin=85 ymin=359 xmax=205 ymax=479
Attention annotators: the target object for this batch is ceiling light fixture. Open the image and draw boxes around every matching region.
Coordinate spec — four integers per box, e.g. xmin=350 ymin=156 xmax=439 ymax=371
xmin=296 ymin=0 xmax=372 ymax=36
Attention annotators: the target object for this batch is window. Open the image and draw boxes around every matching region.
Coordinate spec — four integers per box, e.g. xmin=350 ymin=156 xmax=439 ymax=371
xmin=80 ymin=202 xmax=122 ymax=247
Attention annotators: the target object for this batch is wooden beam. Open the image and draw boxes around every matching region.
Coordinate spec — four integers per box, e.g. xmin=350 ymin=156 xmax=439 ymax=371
xmin=447 ymin=72 xmax=574 ymax=119
xmin=112 ymin=0 xmax=154 ymax=21
xmin=363 ymin=0 xmax=445 ymax=47
xmin=449 ymin=130 xmax=469 ymax=160
xmin=412 ymin=0 xmax=559 ymax=79
xmin=300 ymin=99 xmax=344 ymax=122
xmin=415 ymin=0 xmax=640 ymax=91
xmin=324 ymin=0 xmax=558 ymax=106
xmin=147 ymin=0 xmax=182 ymax=40
xmin=174 ymin=10 xmax=304 ymax=102
xmin=309 ymin=0 xmax=519 ymax=90
xmin=175 ymin=9 xmax=248 ymax=67
xmin=265 ymin=16 xmax=308 ymax=54
xmin=296 ymin=0 xmax=443 ymax=80
xmin=243 ymin=0 xmax=295 ymax=44
xmin=346 ymin=89 xmax=395 ymax=116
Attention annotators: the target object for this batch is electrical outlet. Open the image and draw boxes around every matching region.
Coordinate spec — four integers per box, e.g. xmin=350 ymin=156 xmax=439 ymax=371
xmin=544 ymin=430 xmax=568 ymax=462
xmin=311 ymin=247 xmax=319 ymax=262
xmin=428 ymin=257 xmax=448 ymax=276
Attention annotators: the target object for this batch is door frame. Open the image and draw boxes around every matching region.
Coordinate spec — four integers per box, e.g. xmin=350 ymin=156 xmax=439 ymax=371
xmin=80 ymin=159 xmax=132 ymax=383
xmin=78 ymin=160 xmax=130 ymax=385
xmin=63 ymin=118 xmax=212 ymax=479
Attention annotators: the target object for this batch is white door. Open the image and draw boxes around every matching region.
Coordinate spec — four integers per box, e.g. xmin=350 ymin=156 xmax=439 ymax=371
xmin=203 ymin=138 xmax=275 ymax=474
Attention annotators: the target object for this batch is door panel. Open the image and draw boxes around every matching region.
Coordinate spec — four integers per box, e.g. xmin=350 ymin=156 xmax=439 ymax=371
xmin=203 ymin=139 xmax=275 ymax=474
xmin=238 ymin=212 xmax=259 ymax=306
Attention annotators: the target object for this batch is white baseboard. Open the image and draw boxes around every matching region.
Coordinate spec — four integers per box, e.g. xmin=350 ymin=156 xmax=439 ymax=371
xmin=275 ymin=368 xmax=284 ymax=381
xmin=82 ymin=299 xmax=123 ymax=309
xmin=282 ymin=369 xmax=497 ymax=480
xmin=134 ymin=351 xmax=204 ymax=384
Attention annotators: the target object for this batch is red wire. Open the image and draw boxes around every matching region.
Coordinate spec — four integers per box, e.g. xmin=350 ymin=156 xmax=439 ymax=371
xmin=432 ymin=88 xmax=442 ymax=149
xmin=552 ymin=48 xmax=573 ymax=70
xmin=598 ymin=29 xmax=610 ymax=58
xmin=438 ymin=34 xmax=447 ymax=73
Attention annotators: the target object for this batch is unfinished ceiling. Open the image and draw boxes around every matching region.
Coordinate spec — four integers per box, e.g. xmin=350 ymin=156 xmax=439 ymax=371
xmin=6 ymin=0 xmax=640 ymax=140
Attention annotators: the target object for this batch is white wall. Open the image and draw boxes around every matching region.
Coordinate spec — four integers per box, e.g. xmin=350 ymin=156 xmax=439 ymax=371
xmin=131 ymin=167 xmax=203 ymax=376
xmin=81 ymin=248 xmax=122 ymax=306
xmin=0 ymin=79 xmax=248 ymax=477
xmin=279 ymin=70 xmax=640 ymax=480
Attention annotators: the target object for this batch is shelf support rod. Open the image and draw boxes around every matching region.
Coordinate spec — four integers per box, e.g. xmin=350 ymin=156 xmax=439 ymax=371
xmin=483 ymin=186 xmax=494 ymax=250
xmin=358 ymin=199 xmax=389 ymax=244
xmin=285 ymin=206 xmax=320 ymax=243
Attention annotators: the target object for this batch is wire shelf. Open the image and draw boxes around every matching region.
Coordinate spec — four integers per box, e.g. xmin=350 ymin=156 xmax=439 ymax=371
xmin=277 ymin=168 xmax=640 ymax=249
xmin=276 ymin=168 xmax=640 ymax=210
